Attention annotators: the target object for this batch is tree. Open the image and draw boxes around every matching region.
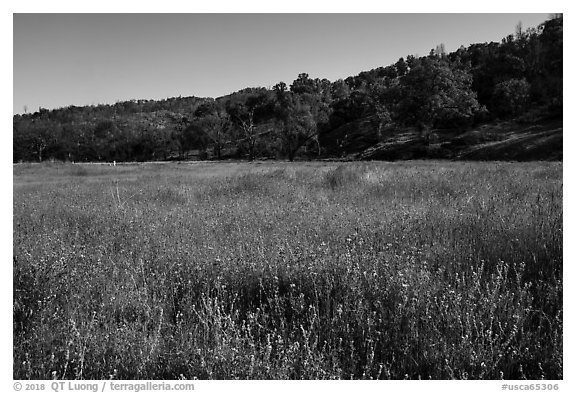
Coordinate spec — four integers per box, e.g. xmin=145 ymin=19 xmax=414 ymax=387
xmin=395 ymin=57 xmax=409 ymax=77
xmin=274 ymin=93 xmax=317 ymax=161
xmin=369 ymin=80 xmax=393 ymax=140
xmin=290 ymin=73 xmax=316 ymax=95
xmin=397 ymin=56 xmax=481 ymax=131
xmin=435 ymin=43 xmax=447 ymax=58
xmin=331 ymin=79 xmax=351 ymax=102
xmin=92 ymin=119 xmax=119 ymax=160
xmin=226 ymin=90 xmax=275 ymax=160
xmin=173 ymin=116 xmax=192 ymax=159
xmin=491 ymin=78 xmax=531 ymax=118
xmin=537 ymin=15 xmax=563 ymax=111
xmin=192 ymin=102 xmax=230 ymax=159
xmin=277 ymin=75 xmax=333 ymax=160
xmin=180 ymin=122 xmax=210 ymax=158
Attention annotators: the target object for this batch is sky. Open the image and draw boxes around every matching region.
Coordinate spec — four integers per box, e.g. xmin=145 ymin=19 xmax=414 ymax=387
xmin=13 ymin=13 xmax=551 ymax=115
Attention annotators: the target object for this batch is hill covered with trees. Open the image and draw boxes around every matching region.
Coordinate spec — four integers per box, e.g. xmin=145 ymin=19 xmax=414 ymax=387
xmin=13 ymin=15 xmax=562 ymax=163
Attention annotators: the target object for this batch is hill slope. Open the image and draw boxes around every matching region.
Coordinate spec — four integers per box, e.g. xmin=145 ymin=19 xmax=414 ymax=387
xmin=326 ymin=117 xmax=563 ymax=161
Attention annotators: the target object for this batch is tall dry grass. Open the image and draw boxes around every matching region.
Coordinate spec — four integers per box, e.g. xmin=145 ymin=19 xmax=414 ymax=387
xmin=13 ymin=161 xmax=562 ymax=379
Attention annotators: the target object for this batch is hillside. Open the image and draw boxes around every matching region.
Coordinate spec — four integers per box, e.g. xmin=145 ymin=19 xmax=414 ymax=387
xmin=334 ymin=116 xmax=563 ymax=161
xmin=13 ymin=16 xmax=563 ymax=163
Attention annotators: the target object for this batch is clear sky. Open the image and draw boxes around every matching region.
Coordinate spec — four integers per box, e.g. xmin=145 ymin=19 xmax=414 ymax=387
xmin=13 ymin=13 xmax=550 ymax=115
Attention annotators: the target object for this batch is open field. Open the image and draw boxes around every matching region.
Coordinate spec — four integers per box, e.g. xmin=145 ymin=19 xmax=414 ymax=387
xmin=13 ymin=161 xmax=562 ymax=379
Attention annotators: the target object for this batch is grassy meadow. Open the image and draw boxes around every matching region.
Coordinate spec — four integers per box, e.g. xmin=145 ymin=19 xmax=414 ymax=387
xmin=13 ymin=160 xmax=562 ymax=380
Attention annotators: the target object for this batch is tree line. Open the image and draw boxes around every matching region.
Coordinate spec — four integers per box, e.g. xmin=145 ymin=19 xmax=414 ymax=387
xmin=13 ymin=16 xmax=562 ymax=163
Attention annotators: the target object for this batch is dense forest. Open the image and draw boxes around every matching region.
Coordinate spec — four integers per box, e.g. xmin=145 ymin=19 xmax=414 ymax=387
xmin=13 ymin=15 xmax=562 ymax=163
